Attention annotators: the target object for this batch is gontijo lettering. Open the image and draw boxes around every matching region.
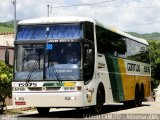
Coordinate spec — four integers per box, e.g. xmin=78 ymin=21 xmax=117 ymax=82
xmin=127 ymin=63 xmax=140 ymax=72
xmin=144 ymin=66 xmax=150 ymax=73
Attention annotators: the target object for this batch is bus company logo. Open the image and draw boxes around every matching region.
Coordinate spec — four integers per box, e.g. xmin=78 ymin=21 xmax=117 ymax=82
xmin=127 ymin=63 xmax=140 ymax=72
xmin=127 ymin=62 xmax=150 ymax=73
xmin=144 ymin=66 xmax=150 ymax=73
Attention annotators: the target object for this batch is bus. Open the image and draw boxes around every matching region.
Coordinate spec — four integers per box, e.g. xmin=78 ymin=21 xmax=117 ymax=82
xmin=12 ymin=16 xmax=151 ymax=114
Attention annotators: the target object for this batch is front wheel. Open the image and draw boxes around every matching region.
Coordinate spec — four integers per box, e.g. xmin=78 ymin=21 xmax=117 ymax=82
xmin=90 ymin=89 xmax=104 ymax=114
xmin=36 ymin=107 xmax=50 ymax=114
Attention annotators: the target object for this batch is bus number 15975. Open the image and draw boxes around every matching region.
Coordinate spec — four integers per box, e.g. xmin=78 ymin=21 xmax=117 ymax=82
xmin=19 ymin=83 xmax=37 ymax=87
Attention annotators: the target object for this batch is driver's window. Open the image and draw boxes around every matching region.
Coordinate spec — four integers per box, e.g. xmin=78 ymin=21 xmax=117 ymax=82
xmin=85 ymin=48 xmax=93 ymax=65
xmin=83 ymin=43 xmax=94 ymax=82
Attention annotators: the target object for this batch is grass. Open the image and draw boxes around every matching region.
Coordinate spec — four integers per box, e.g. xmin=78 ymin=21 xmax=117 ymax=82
xmin=0 ymin=21 xmax=14 ymax=33
xmin=0 ymin=26 xmax=14 ymax=33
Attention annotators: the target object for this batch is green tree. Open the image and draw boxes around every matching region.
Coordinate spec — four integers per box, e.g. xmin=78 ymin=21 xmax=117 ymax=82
xmin=0 ymin=61 xmax=12 ymax=113
xmin=148 ymin=40 xmax=160 ymax=90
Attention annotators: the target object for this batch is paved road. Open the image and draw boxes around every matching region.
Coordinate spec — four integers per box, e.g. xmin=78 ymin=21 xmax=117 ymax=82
xmin=4 ymin=102 xmax=160 ymax=120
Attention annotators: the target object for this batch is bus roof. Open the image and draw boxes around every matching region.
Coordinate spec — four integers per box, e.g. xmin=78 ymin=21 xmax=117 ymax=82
xmin=18 ymin=16 xmax=96 ymax=25
xmin=18 ymin=16 xmax=148 ymax=45
xmin=95 ymin=20 xmax=148 ymax=45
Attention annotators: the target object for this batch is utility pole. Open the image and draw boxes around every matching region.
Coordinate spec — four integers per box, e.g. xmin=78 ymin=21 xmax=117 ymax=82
xmin=47 ymin=5 xmax=49 ymax=17
xmin=13 ymin=0 xmax=17 ymax=35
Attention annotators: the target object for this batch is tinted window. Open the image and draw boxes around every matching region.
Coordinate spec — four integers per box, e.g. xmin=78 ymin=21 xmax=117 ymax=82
xmin=96 ymin=25 xmax=149 ymax=63
xmin=96 ymin=26 xmax=126 ymax=56
xmin=125 ymin=38 xmax=150 ymax=63
xmin=84 ymin=22 xmax=94 ymax=42
xmin=16 ymin=23 xmax=82 ymax=40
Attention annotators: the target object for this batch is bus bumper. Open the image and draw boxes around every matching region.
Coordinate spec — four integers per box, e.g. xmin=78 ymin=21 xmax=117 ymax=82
xmin=12 ymin=92 xmax=85 ymax=108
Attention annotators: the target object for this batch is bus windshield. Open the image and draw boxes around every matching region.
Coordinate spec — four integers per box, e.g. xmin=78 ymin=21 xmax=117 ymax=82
xmin=14 ymin=43 xmax=81 ymax=81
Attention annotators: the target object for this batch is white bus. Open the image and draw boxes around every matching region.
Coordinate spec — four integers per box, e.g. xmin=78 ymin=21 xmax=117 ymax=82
xmin=12 ymin=16 xmax=151 ymax=114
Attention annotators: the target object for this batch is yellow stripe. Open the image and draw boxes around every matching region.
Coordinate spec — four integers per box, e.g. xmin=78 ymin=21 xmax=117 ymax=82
xmin=118 ymin=58 xmax=151 ymax=100
xmin=118 ymin=58 xmax=135 ymax=100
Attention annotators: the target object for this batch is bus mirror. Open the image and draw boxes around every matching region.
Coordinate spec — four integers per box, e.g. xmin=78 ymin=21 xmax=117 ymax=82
xmin=5 ymin=49 xmax=9 ymax=65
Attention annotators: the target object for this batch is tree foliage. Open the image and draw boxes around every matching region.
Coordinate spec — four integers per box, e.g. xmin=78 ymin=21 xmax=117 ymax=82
xmin=148 ymin=40 xmax=160 ymax=90
xmin=0 ymin=61 xmax=12 ymax=113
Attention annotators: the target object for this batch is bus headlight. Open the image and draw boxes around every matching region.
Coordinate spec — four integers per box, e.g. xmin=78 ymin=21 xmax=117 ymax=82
xmin=63 ymin=82 xmax=82 ymax=91
xmin=71 ymin=96 xmax=76 ymax=100
xmin=64 ymin=87 xmax=70 ymax=91
xmin=64 ymin=87 xmax=75 ymax=91
xmin=64 ymin=86 xmax=82 ymax=91
xmin=19 ymin=87 xmax=25 ymax=91
xmin=15 ymin=97 xmax=24 ymax=100
xmin=14 ymin=87 xmax=25 ymax=91
xmin=65 ymin=96 xmax=76 ymax=100
xmin=15 ymin=87 xmax=19 ymax=91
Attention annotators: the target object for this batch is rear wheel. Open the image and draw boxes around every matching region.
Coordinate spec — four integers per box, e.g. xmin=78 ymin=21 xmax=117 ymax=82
xmin=134 ymin=86 xmax=142 ymax=107
xmin=139 ymin=86 xmax=144 ymax=106
xmin=124 ymin=85 xmax=142 ymax=108
xmin=36 ymin=107 xmax=50 ymax=114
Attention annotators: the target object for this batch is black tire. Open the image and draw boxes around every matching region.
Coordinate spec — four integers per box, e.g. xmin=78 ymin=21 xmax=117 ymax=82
xmin=124 ymin=86 xmax=143 ymax=108
xmin=123 ymin=101 xmax=134 ymax=108
xmin=36 ymin=107 xmax=50 ymax=114
xmin=139 ymin=86 xmax=144 ymax=106
xmin=91 ymin=89 xmax=104 ymax=114
xmin=134 ymin=86 xmax=142 ymax=107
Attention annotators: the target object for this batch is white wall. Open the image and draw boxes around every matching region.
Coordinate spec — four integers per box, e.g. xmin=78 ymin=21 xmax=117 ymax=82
xmin=0 ymin=34 xmax=14 ymax=46
xmin=155 ymin=85 xmax=160 ymax=102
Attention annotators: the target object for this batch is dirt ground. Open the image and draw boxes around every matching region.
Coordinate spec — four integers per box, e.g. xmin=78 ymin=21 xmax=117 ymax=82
xmin=5 ymin=98 xmax=12 ymax=106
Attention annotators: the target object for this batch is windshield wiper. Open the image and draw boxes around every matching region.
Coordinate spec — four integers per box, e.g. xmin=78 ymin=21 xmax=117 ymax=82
xmin=25 ymin=60 xmax=39 ymax=83
xmin=48 ymin=62 xmax=61 ymax=81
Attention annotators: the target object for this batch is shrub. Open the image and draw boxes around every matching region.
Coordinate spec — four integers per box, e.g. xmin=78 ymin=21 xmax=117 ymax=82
xmin=148 ymin=40 xmax=160 ymax=90
xmin=0 ymin=61 xmax=12 ymax=113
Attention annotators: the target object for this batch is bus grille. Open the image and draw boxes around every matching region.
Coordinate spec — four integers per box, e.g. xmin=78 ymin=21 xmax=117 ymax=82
xmin=28 ymin=87 xmax=42 ymax=91
xmin=46 ymin=87 xmax=60 ymax=91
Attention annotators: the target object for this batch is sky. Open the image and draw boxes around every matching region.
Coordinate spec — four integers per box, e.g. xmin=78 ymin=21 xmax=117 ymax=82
xmin=1 ymin=0 xmax=160 ymax=33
